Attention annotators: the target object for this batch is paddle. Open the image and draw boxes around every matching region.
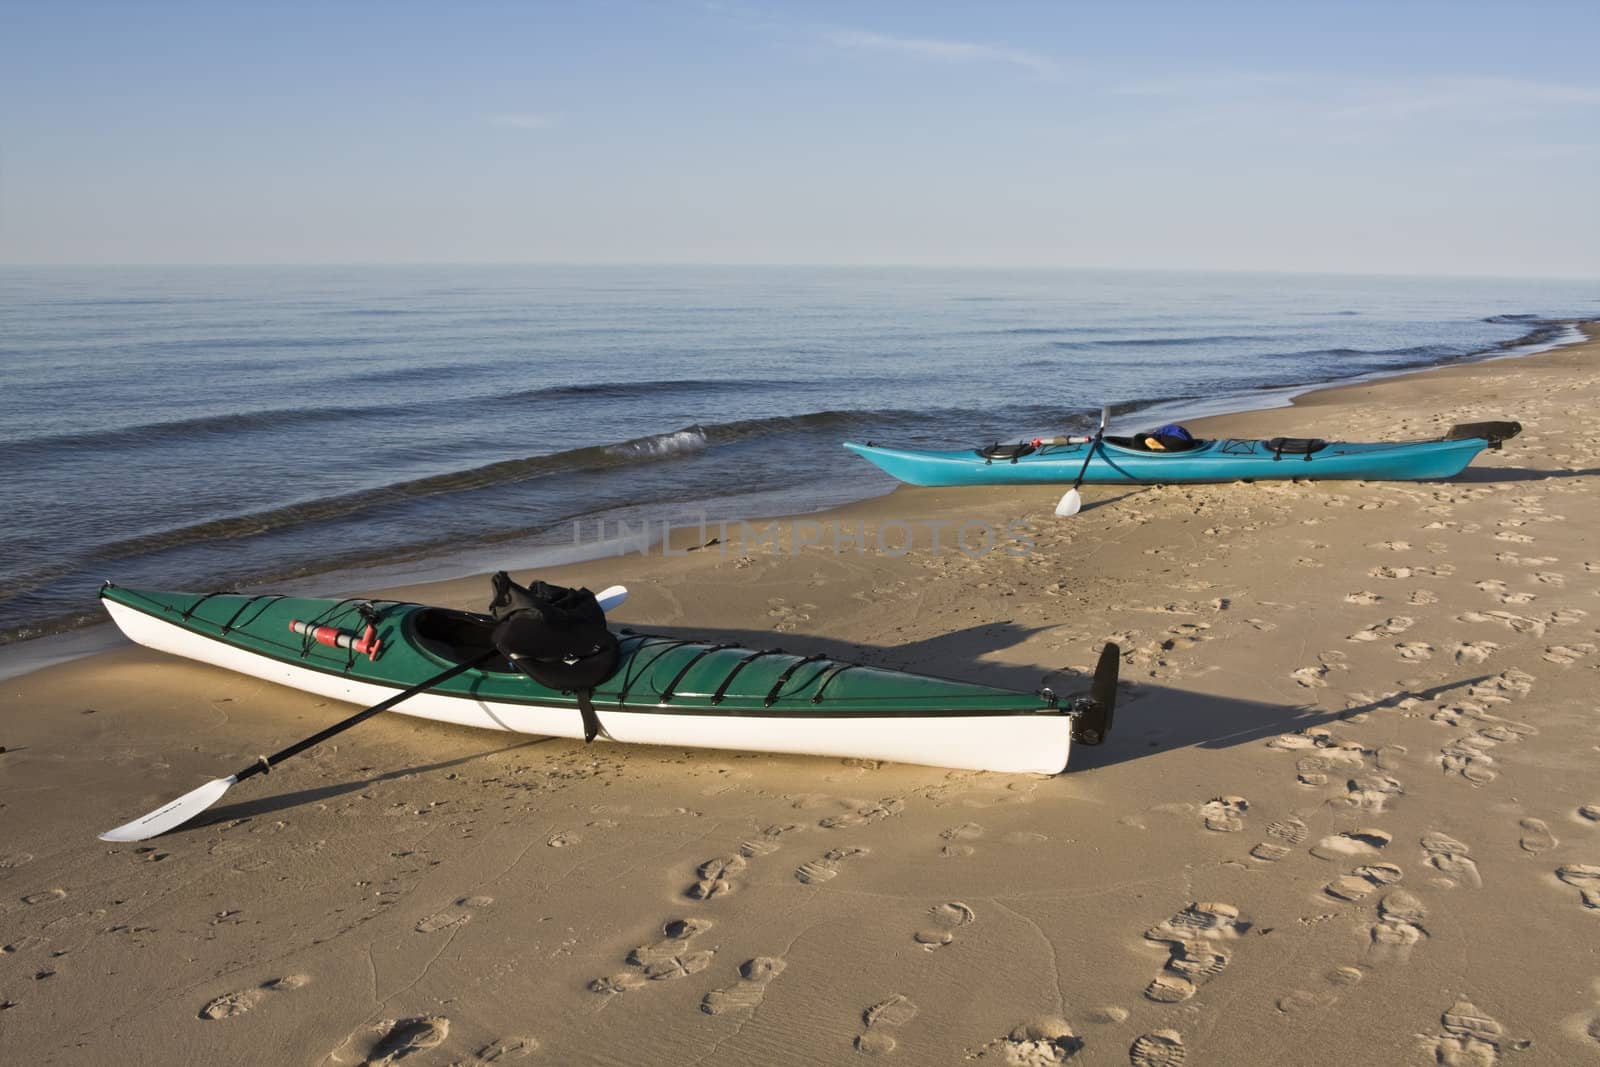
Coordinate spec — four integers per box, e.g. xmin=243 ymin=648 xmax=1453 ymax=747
xmin=1054 ymin=407 xmax=1108 ymax=517
xmin=99 ymin=584 xmax=628 ymax=843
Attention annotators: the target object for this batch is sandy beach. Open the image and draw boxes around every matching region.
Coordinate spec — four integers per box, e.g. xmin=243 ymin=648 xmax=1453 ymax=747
xmin=3 ymin=332 xmax=1598 ymax=1065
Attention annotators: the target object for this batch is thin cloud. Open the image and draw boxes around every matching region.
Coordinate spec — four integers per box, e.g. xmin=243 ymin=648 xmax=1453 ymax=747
xmin=1328 ymin=77 xmax=1600 ymax=122
xmin=828 ymin=29 xmax=1057 ymax=78
xmin=1108 ymin=72 xmax=1296 ymax=98
xmin=1104 ymin=70 xmax=1600 ymax=125
xmin=487 ymin=113 xmax=555 ymax=130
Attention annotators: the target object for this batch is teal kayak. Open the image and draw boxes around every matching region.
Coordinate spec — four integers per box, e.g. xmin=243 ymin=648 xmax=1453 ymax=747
xmin=844 ymin=421 xmax=1521 ymax=487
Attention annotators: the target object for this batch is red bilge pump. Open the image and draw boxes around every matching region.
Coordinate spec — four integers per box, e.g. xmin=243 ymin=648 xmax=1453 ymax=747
xmin=289 ymin=618 xmax=383 ymax=660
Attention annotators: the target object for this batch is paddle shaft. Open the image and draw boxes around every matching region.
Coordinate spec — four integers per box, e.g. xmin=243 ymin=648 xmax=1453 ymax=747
xmin=1069 ymin=410 xmax=1109 ymax=491
xmin=228 ymin=648 xmax=500 ymax=785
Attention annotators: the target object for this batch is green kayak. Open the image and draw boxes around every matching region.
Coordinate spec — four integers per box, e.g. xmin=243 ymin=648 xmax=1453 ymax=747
xmin=100 ymin=583 xmax=1118 ymax=774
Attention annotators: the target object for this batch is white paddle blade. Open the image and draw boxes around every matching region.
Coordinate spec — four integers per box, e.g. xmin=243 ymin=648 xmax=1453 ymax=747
xmin=1054 ymin=489 xmax=1083 ymax=517
xmin=595 ymin=585 xmax=628 ymax=612
xmin=99 ymin=775 xmax=239 ymax=842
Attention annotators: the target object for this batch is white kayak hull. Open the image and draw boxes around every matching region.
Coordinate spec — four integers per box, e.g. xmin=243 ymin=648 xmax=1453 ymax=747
xmin=104 ymin=598 xmax=1074 ymax=774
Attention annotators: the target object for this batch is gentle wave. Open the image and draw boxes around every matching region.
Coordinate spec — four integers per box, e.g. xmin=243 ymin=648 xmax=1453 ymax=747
xmin=83 ymin=409 xmax=927 ymax=562
xmin=1048 ymin=333 xmax=1286 ymax=350
xmin=5 ymin=378 xmax=811 ymax=456
xmin=74 ymin=404 xmax=1068 ymax=567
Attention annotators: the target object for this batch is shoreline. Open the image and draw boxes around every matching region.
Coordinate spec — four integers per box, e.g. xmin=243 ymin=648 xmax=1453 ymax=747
xmin=4 ymin=325 xmax=1599 ymax=1063
xmin=1 ymin=316 xmax=1591 ymax=679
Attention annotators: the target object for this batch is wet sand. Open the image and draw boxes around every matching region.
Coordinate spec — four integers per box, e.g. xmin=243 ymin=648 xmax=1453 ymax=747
xmin=2 ymin=330 xmax=1598 ymax=1064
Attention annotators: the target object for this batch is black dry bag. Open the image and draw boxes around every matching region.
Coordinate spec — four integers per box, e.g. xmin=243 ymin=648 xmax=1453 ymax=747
xmin=488 ymin=571 xmax=620 ymax=742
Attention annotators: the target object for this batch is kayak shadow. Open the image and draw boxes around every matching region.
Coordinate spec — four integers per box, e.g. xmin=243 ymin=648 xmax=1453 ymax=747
xmin=1451 ymin=465 xmax=1600 ymax=483
xmin=1070 ymin=673 xmax=1495 ymax=771
xmin=609 ymin=620 xmax=1449 ymax=766
xmin=1076 ymin=488 xmax=1155 ymax=512
xmin=194 ymin=741 xmax=546 ymax=830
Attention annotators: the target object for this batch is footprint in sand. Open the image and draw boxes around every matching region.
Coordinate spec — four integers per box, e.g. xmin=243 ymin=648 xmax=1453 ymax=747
xmin=1142 ymin=902 xmax=1248 ymax=1003
xmin=1293 ymin=666 xmax=1331 ymax=688
xmin=20 ymin=889 xmax=66 ymax=906
xmin=1344 ymin=591 xmax=1384 ymax=605
xmin=1201 ymin=796 xmax=1248 ymax=833
xmin=1556 ymin=866 xmax=1600 ymax=910
xmin=1432 ymin=696 xmax=1538 ymax=787
xmin=971 ymin=1019 xmax=1082 ymax=1062
xmin=940 ymin=822 xmax=984 ymax=857
xmin=1310 ymin=829 xmax=1393 ymax=862
xmin=1421 ymin=832 xmax=1482 ymax=889
xmin=1467 ymin=670 xmax=1535 ymax=704
xmin=1292 ymin=746 xmax=1367 ymax=788
xmin=1376 ymin=744 xmax=1406 ymax=771
xmin=1395 ymin=642 xmax=1435 ymax=661
xmin=1250 ymin=817 xmax=1310 ymax=863
xmin=1495 ymin=551 xmax=1556 ymax=569
xmin=199 ymin=974 xmax=314 ymax=1020
xmin=1129 ymin=1029 xmax=1186 ymax=1066
xmin=415 ymin=895 xmax=491 ymax=934
xmin=1458 ymin=610 xmax=1545 ymax=636
xmin=474 ymin=1036 xmax=539 ymax=1061
xmin=199 ymin=989 xmax=264 ymax=1020
xmin=592 ymin=918 xmax=716 ymax=994
xmin=688 ymin=854 xmax=748 ymax=900
xmin=1453 ymin=641 xmax=1499 ymax=664
xmin=1408 ymin=589 xmax=1440 ymax=606
xmin=913 ymin=901 xmax=976 ymax=950
xmin=415 ymin=910 xmax=471 ymax=934
xmin=821 ymin=797 xmax=906 ymax=829
xmin=1544 ymin=643 xmax=1597 ymax=666
xmin=1579 ymin=805 xmax=1600 ymax=824
xmin=1290 ymin=652 xmax=1352 ymax=689
xmin=1338 ymin=774 xmax=1405 ymax=814
xmin=1275 ymin=965 xmax=1365 ymax=1016
xmin=854 ymin=994 xmax=918 ymax=1056
xmin=1367 ymin=890 xmax=1428 ymax=965
xmin=1323 ymin=863 xmax=1403 ymax=902
xmin=702 ymin=956 xmax=786 ymax=1015
xmin=1162 ymin=622 xmax=1210 ymax=652
xmin=796 ymin=846 xmax=868 ymax=885
xmin=1519 ymin=819 xmax=1558 ymax=854
xmin=1348 ymin=617 xmax=1413 ymax=642
xmin=334 ymin=1016 xmax=449 ymax=1067
xmin=1421 ymin=999 xmax=1530 ymax=1063
xmin=740 ymin=823 xmax=804 ymax=857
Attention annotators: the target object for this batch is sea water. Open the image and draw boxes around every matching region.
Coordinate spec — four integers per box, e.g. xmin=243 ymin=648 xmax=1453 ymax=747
xmin=1 ymin=264 xmax=1593 ymax=645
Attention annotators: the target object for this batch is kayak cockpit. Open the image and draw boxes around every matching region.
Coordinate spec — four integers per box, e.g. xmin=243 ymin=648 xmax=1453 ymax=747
xmin=1101 ymin=434 xmax=1209 ymax=453
xmin=407 ymin=607 xmax=517 ymax=672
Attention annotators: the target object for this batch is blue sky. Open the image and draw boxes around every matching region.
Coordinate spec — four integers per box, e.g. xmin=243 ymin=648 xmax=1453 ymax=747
xmin=3 ymin=0 xmax=1598 ymax=274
